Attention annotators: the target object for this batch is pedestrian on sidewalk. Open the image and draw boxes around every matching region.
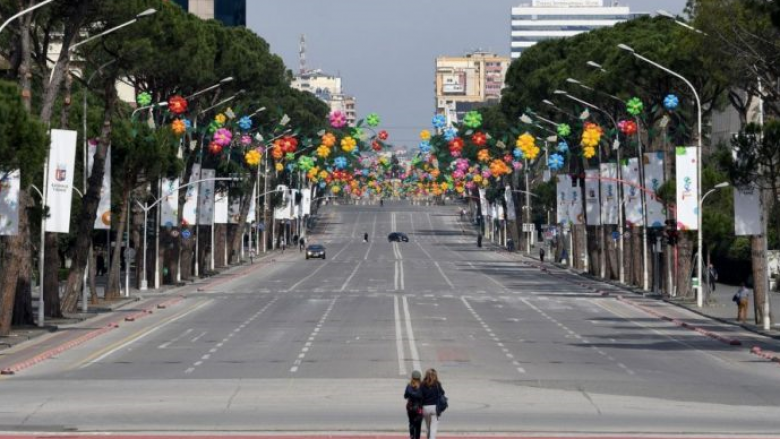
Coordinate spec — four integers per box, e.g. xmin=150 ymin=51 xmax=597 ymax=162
xmin=733 ymin=283 xmax=750 ymax=323
xmin=707 ymin=263 xmax=718 ymax=292
xmin=539 ymin=247 xmax=545 ymax=263
xmin=404 ymin=370 xmax=423 ymax=439
xmin=96 ymin=251 xmax=106 ymax=276
xmin=299 ymin=237 xmax=305 ymax=252
xmin=420 ymin=369 xmax=446 ymax=439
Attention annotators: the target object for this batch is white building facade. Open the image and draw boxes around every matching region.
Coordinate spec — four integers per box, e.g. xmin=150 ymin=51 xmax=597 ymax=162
xmin=511 ymin=0 xmax=634 ymax=59
xmin=292 ymin=71 xmax=357 ymax=126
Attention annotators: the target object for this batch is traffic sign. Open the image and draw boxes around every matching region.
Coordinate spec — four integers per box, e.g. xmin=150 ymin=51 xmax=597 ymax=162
xmin=181 ymin=229 xmax=191 ymax=240
xmin=612 ymin=231 xmax=620 ymax=241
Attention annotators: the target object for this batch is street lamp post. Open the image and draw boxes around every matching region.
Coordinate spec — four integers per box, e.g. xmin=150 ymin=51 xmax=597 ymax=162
xmin=618 ymin=43 xmax=705 ymax=306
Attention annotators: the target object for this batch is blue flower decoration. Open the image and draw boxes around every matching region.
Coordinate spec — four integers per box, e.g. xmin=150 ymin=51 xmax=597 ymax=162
xmin=334 ymin=156 xmax=348 ymax=169
xmin=419 ymin=141 xmax=431 ymax=154
xmin=183 ymin=119 xmax=192 ymax=130
xmin=319 ymin=181 xmax=326 ymax=189
xmin=432 ymin=114 xmax=447 ymax=129
xmin=238 ymin=116 xmax=252 ymax=131
xmin=513 ymin=148 xmax=524 ymax=159
xmin=362 ymin=169 xmax=369 ymax=176
xmin=444 ymin=128 xmax=457 ymax=142
xmin=548 ymin=153 xmax=565 ymax=171
xmin=557 ymin=140 xmax=569 ymax=153
xmin=663 ymin=94 xmax=679 ymax=111
xmin=286 ymin=163 xmax=296 ymax=172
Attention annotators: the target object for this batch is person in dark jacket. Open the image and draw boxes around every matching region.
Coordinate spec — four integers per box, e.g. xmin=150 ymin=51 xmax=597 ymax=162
xmin=420 ymin=368 xmax=445 ymax=439
xmin=404 ymin=370 xmax=423 ymax=439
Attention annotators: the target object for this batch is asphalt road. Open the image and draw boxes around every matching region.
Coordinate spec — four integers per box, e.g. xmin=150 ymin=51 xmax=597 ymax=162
xmin=2 ymin=201 xmax=780 ymax=435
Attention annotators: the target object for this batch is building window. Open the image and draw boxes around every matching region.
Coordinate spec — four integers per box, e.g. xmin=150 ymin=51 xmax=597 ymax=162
xmin=214 ymin=0 xmax=246 ymax=26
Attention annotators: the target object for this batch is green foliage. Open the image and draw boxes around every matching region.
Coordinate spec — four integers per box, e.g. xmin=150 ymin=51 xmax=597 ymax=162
xmin=0 ymin=81 xmax=47 ymax=187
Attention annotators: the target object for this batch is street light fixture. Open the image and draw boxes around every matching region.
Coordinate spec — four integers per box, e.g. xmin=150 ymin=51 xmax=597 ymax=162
xmin=618 ymin=42 xmax=705 ymax=306
xmin=185 ymin=76 xmax=234 ymax=100
xmin=68 ymin=9 xmax=158 ymax=55
xmin=0 ymin=0 xmax=56 ymax=36
xmin=586 ymin=61 xmax=607 ymax=73
xmin=656 ymin=10 xmax=708 ymax=35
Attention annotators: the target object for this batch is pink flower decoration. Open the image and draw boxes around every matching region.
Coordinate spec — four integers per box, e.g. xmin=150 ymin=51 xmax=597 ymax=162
xmin=329 ymin=111 xmax=347 ymax=128
xmin=257 ymin=146 xmax=265 ymax=155
xmin=453 ymin=170 xmax=465 ymax=179
xmin=481 ymin=170 xmax=491 ymax=179
xmin=213 ymin=128 xmax=233 ymax=147
xmin=466 ymin=181 xmax=476 ymax=190
xmin=512 ymin=161 xmax=523 ymax=170
xmin=241 ymin=135 xmax=252 ymax=146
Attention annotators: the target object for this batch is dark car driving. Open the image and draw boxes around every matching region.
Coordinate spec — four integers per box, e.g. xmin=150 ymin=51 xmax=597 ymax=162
xmin=305 ymin=244 xmax=326 ymax=260
xmin=387 ymin=232 xmax=409 ymax=242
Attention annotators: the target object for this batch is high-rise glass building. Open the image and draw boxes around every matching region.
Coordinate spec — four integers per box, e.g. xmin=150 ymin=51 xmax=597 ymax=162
xmin=511 ymin=0 xmax=636 ymax=58
xmin=170 ymin=0 xmax=246 ymax=27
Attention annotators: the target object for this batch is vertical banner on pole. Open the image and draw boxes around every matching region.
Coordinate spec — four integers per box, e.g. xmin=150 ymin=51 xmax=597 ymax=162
xmin=88 ymin=141 xmax=111 ymax=230
xmin=644 ymin=152 xmax=666 ymax=227
xmin=160 ymin=178 xmax=179 ymax=228
xmin=621 ymin=158 xmax=643 ymax=225
xmin=290 ymin=189 xmax=300 ymax=219
xmin=734 ymin=183 xmax=762 ymax=235
xmin=478 ymin=188 xmax=488 ymax=219
xmin=599 ymin=163 xmax=618 ymax=225
xmin=302 ymin=188 xmax=312 ymax=216
xmin=569 ymin=178 xmax=584 ymax=225
xmin=556 ymin=174 xmax=572 ymax=224
xmin=504 ymin=185 xmax=516 ymax=221
xmin=45 ymin=129 xmax=78 ymax=233
xmin=585 ymin=169 xmax=601 ymax=226
xmin=0 ymin=170 xmax=21 ymax=236
xmin=229 ymin=196 xmax=241 ymax=224
xmin=246 ymin=185 xmax=257 ymax=224
xmin=274 ymin=185 xmax=292 ymax=220
xmin=214 ymin=189 xmax=229 ymax=224
xmin=675 ymin=147 xmax=699 ymax=230
xmin=197 ymin=169 xmax=215 ymax=225
xmin=182 ymin=164 xmax=200 ymax=226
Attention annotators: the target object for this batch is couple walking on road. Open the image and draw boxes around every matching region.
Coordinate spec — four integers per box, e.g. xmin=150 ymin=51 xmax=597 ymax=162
xmin=404 ymin=369 xmax=447 ymax=439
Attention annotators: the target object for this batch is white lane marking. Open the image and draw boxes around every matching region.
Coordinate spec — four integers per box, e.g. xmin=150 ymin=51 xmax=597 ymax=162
xmin=285 ymin=254 xmax=336 ymax=292
xmin=399 ymin=260 xmax=405 ymax=291
xmin=391 ymin=211 xmax=397 ymax=232
xmin=461 ymin=296 xmax=525 ymax=375
xmin=364 ymin=213 xmax=377 ymax=260
xmin=191 ymin=331 xmax=207 ymax=343
xmin=158 ymin=328 xmax=194 ymax=349
xmin=340 ymin=261 xmax=363 ymax=292
xmin=290 ymin=296 xmax=338 ymax=373
xmin=81 ymin=300 xmax=213 ymax=369
xmin=426 ymin=213 xmax=439 ymax=243
xmin=394 ymin=261 xmax=399 ymax=291
xmin=351 ymin=211 xmax=363 ymax=238
xmin=394 ymin=295 xmax=407 ymax=376
xmin=416 ymin=242 xmax=455 ymax=289
xmin=402 ymin=295 xmax=422 ymax=372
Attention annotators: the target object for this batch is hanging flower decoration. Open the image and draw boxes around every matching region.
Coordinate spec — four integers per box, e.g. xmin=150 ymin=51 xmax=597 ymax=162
xmin=366 ymin=113 xmax=381 ymax=127
xmin=477 ymin=149 xmax=491 ymax=162
xmin=557 ymin=123 xmax=571 ymax=137
xmin=372 ymin=140 xmax=382 ymax=152
xmin=664 ymin=94 xmax=679 ymax=111
xmin=215 ymin=113 xmax=227 ymax=126
xmin=472 ymin=132 xmax=487 ymax=147
xmin=241 ymin=134 xmax=252 ymax=146
xmin=275 ymin=162 xmax=284 ymax=172
xmin=321 ymin=132 xmax=336 ymax=148
xmin=341 ymin=136 xmax=357 ymax=153
xmin=272 ymin=147 xmax=284 ymax=160
xmin=419 ymin=141 xmax=432 ymax=154
xmin=352 ymin=127 xmax=365 ymax=139
xmin=583 ymin=146 xmax=596 ymax=159
xmin=618 ymin=119 xmax=637 ymax=136
xmin=213 ymin=128 xmax=233 ymax=147
xmin=516 ymin=133 xmax=540 ymax=160
xmin=171 ymin=119 xmax=187 ymax=136
xmin=512 ymin=161 xmax=523 ymax=171
xmin=316 ymin=145 xmax=331 ymax=158
xmin=548 ymin=153 xmax=565 ymax=171
xmin=168 ymin=95 xmax=188 ymax=115
xmin=420 ymin=130 xmax=431 ymax=141
xmin=432 ymin=114 xmax=447 ymax=129
xmin=557 ymin=140 xmax=569 ymax=153
xmin=208 ymin=142 xmax=223 ymax=155
xmin=378 ymin=130 xmax=389 ymax=141
xmin=277 ymin=136 xmax=298 ymax=153
xmin=626 ymin=97 xmax=644 ymax=116
xmin=245 ymin=149 xmax=261 ymax=166
xmin=136 ymin=92 xmax=152 ymax=106
xmin=463 ymin=111 xmax=483 ymax=129
xmin=334 ymin=156 xmax=348 ymax=170
xmin=329 ymin=111 xmax=347 ymax=128
xmin=298 ymin=156 xmax=315 ymax=171
xmin=581 ymin=123 xmax=602 ymax=149
xmin=513 ymin=148 xmax=524 ymax=159
xmin=238 ymin=116 xmax=252 ymax=131
xmin=444 ymin=128 xmax=457 ymax=142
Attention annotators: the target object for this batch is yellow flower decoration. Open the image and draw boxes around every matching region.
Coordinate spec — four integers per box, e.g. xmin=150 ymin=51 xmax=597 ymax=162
xmin=583 ymin=146 xmax=596 ymax=159
xmin=516 ymin=132 xmax=540 ymax=160
xmin=331 ymin=185 xmax=341 ymax=194
xmin=317 ymin=145 xmax=331 ymax=158
xmin=420 ymin=130 xmax=431 ymax=141
xmin=275 ymin=162 xmax=284 ymax=172
xmin=341 ymin=136 xmax=357 ymax=153
xmin=215 ymin=113 xmax=227 ymax=125
xmin=319 ymin=170 xmax=329 ymax=180
xmin=244 ymin=149 xmax=261 ymax=166
xmin=322 ymin=132 xmax=336 ymax=148
xmin=473 ymin=174 xmax=483 ymax=184
xmin=440 ymin=182 xmax=449 ymax=191
xmin=307 ymin=167 xmax=320 ymax=181
xmin=581 ymin=126 xmax=601 ymax=148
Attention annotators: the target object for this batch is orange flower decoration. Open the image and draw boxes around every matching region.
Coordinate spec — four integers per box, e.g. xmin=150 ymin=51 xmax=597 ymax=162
xmin=272 ymin=147 xmax=284 ymax=160
xmin=477 ymin=149 xmax=491 ymax=162
xmin=322 ymin=133 xmax=336 ymax=148
xmin=171 ymin=119 xmax=186 ymax=136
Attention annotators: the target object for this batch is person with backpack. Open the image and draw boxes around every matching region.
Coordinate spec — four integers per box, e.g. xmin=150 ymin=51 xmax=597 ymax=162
xmin=420 ymin=368 xmax=446 ymax=439
xmin=403 ymin=370 xmax=423 ymax=439
xmin=733 ymin=283 xmax=751 ymax=323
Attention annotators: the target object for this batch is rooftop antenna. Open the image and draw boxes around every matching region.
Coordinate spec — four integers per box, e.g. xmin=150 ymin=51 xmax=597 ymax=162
xmin=299 ymin=34 xmax=307 ymax=76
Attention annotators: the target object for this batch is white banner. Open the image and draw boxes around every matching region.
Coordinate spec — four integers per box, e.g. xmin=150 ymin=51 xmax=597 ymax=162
xmin=214 ymin=189 xmax=229 ymax=224
xmin=230 ymin=195 xmax=241 ymax=224
xmin=182 ymin=164 xmax=200 ymax=227
xmin=197 ymin=169 xmax=215 ymax=225
xmin=644 ymin=152 xmax=666 ymax=228
xmin=600 ymin=163 xmax=618 ymax=225
xmin=478 ymin=188 xmax=488 ymax=220
xmin=556 ymin=175 xmax=582 ymax=225
xmin=568 ymin=177 xmax=583 ymax=225
xmin=497 ymin=204 xmax=505 ymax=221
xmin=88 ymin=141 xmax=111 ymax=230
xmin=246 ymin=186 xmax=257 ymax=224
xmin=585 ymin=169 xmax=601 ymax=226
xmin=0 ymin=170 xmax=20 ymax=236
xmin=505 ymin=185 xmax=516 ymax=221
xmin=621 ymin=158 xmax=643 ymax=226
xmin=161 ymin=178 xmax=179 ymax=228
xmin=302 ymin=188 xmax=312 ymax=216
xmin=45 ymin=129 xmax=77 ymax=233
xmin=734 ymin=183 xmax=762 ymax=235
xmin=274 ymin=185 xmax=292 ymax=220
xmin=675 ymin=147 xmax=699 ymax=230
xmin=291 ymin=189 xmax=300 ymax=218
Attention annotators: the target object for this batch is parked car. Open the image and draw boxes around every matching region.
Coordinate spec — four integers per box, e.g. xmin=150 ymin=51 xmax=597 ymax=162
xmin=305 ymin=244 xmax=326 ymax=260
xmin=387 ymin=232 xmax=409 ymax=242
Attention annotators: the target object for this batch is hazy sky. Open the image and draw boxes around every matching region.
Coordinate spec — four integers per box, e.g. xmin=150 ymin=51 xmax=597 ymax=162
xmin=248 ymin=0 xmax=687 ymax=148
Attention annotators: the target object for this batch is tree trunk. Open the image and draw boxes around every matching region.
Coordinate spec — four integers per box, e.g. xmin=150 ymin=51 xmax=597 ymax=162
xmin=61 ymin=83 xmax=115 ymax=312
xmin=43 ymin=233 xmax=61 ymax=317
xmin=0 ymin=193 xmax=32 ymax=335
xmin=106 ymin=184 xmax=130 ymax=300
xmin=677 ymin=233 xmax=694 ymax=299
xmin=229 ymin=175 xmax=258 ymax=265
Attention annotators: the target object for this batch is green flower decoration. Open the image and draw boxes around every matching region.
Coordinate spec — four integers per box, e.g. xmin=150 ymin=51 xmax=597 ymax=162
xmin=352 ymin=127 xmax=365 ymax=139
xmin=136 ymin=92 xmax=152 ymax=106
xmin=298 ymin=156 xmax=315 ymax=171
xmin=626 ymin=97 xmax=644 ymax=116
xmin=207 ymin=121 xmax=220 ymax=134
xmin=463 ymin=111 xmax=483 ymax=129
xmin=557 ymin=123 xmax=571 ymax=137
xmin=285 ymin=152 xmax=297 ymax=162
xmin=366 ymin=113 xmax=381 ymax=128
